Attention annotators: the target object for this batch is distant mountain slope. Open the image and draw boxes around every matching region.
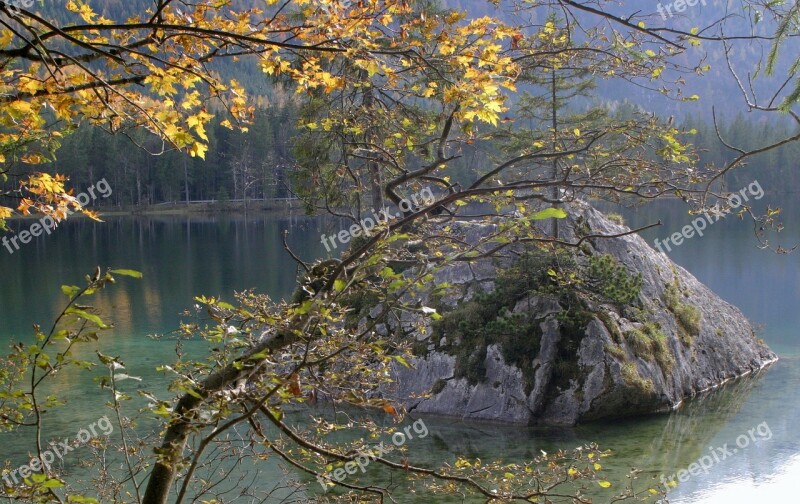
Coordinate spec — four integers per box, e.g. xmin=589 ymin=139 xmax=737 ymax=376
xmin=23 ymin=0 xmax=795 ymax=117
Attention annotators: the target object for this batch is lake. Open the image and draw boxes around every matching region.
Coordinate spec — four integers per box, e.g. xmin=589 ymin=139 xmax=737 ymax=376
xmin=0 ymin=199 xmax=797 ymax=503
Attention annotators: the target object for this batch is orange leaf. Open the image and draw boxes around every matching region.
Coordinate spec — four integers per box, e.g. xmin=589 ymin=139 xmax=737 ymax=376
xmin=288 ymin=373 xmax=302 ymax=396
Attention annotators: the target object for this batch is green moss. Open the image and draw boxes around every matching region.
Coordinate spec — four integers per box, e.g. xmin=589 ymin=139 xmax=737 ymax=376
xmin=624 ymin=328 xmax=652 ymax=358
xmin=663 ymin=282 xmax=681 ymax=308
xmin=623 ymin=322 xmax=674 ymax=374
xmin=606 ymin=213 xmax=625 ymax=225
xmin=605 ymin=343 xmax=628 ymax=361
xmin=621 ymin=362 xmax=654 ymax=395
xmin=623 ymin=305 xmax=651 ymax=324
xmin=664 ymin=281 xmax=701 ymax=345
xmin=648 ymin=324 xmax=675 ymax=374
xmin=675 ymin=305 xmax=701 ymax=343
xmin=596 ymin=310 xmax=623 ymax=344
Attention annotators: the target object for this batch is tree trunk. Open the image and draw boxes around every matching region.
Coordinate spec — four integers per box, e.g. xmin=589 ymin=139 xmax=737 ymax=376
xmin=142 ymin=317 xmax=313 ymax=503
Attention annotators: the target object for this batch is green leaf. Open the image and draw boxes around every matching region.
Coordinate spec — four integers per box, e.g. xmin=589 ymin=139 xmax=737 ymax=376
xmin=65 ymin=307 xmax=109 ymax=329
xmin=68 ymin=496 xmax=99 ymax=503
xmin=531 ymin=208 xmax=568 ymax=220
xmin=293 ymin=300 xmax=314 ymax=315
xmin=379 ymin=267 xmax=397 ymax=279
xmin=109 ymin=269 xmax=142 ymax=278
xmin=393 ymin=355 xmax=412 ymax=368
xmin=182 ymin=386 xmax=202 ymax=399
xmin=52 ymin=329 xmax=71 ymax=340
xmin=333 ymin=279 xmax=347 ymax=292
xmin=151 ymin=404 xmax=173 ymax=418
xmin=42 ymin=478 xmax=64 ymax=488
xmin=61 ymin=285 xmax=81 ymax=297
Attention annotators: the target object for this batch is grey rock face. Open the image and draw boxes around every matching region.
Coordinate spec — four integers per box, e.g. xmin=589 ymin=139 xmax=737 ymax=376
xmin=382 ymin=201 xmax=777 ymax=425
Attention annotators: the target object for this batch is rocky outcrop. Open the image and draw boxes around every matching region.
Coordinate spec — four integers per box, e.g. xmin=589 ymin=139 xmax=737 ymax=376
xmin=376 ymin=200 xmax=777 ymax=425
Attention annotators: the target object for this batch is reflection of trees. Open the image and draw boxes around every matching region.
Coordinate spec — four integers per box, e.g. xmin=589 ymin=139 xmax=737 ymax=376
xmin=641 ymin=372 xmax=765 ymax=474
xmin=365 ymin=371 xmax=769 ymax=500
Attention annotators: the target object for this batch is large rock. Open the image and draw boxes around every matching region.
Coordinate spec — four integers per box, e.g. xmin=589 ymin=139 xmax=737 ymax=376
xmin=379 ymin=200 xmax=777 ymax=425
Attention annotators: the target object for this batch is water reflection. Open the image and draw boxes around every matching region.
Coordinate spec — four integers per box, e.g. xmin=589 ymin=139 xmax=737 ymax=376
xmin=0 ymin=201 xmax=797 ymax=502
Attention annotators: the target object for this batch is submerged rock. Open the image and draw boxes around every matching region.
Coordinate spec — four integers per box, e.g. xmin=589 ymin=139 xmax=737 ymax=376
xmin=380 ymin=201 xmax=777 ymax=425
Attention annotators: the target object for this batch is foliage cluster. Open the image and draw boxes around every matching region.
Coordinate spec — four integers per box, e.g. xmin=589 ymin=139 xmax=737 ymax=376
xmin=429 ymin=247 xmax=641 ymax=394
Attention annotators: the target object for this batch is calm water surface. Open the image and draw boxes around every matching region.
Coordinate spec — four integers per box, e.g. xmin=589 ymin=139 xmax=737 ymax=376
xmin=0 ymin=200 xmax=798 ymax=503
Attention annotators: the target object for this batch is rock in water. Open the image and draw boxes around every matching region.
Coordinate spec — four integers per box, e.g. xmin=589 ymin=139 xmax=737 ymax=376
xmin=379 ymin=200 xmax=777 ymax=425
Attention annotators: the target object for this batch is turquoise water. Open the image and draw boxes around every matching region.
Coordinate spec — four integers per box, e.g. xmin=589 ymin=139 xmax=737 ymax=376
xmin=0 ymin=200 xmax=797 ymax=502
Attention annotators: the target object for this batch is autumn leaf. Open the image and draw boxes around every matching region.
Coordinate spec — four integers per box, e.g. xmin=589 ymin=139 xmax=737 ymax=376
xmin=288 ymin=373 xmax=302 ymax=396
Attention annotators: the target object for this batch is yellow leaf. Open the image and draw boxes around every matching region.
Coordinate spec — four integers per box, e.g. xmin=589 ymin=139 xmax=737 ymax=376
xmin=79 ymin=4 xmax=98 ymax=23
xmin=181 ymin=91 xmax=201 ymax=110
xmin=21 ymin=153 xmax=47 ymax=164
xmin=598 ymin=480 xmax=612 ymax=488
xmin=593 ymin=462 xmax=602 ymax=470
xmin=7 ymin=100 xmax=35 ymax=119
xmin=573 ymin=128 xmax=581 ymax=137
xmin=0 ymin=30 xmax=13 ymax=47
xmin=189 ymin=142 xmax=207 ymax=160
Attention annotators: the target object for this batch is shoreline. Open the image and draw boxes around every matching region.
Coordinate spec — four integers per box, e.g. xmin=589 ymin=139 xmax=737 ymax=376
xmin=6 ymin=199 xmax=305 ymax=220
